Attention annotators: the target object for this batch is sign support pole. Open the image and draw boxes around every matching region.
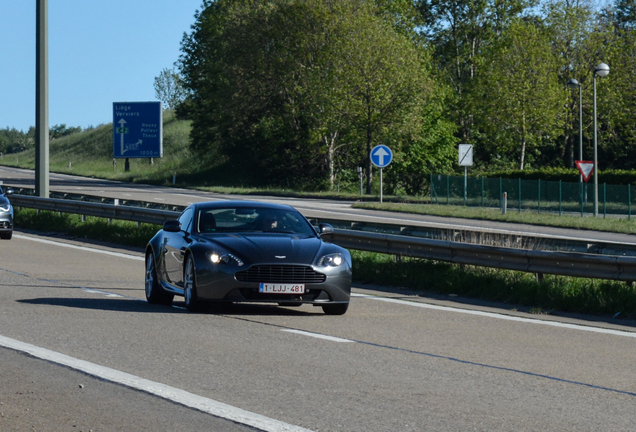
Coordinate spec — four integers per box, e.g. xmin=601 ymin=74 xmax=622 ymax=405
xmin=464 ymin=166 xmax=467 ymax=205
xmin=380 ymin=168 xmax=383 ymax=203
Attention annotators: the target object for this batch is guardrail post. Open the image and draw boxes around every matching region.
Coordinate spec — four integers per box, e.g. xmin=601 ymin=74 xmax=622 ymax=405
xmin=502 ymin=192 xmax=507 ymax=215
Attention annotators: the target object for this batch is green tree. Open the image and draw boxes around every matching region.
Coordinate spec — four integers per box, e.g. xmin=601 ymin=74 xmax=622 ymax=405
xmin=49 ymin=124 xmax=82 ymax=140
xmin=471 ymin=20 xmax=565 ymax=170
xmin=179 ymin=0 xmax=454 ymax=191
xmin=417 ymin=0 xmax=535 ymax=142
xmin=154 ymin=67 xmax=189 ymax=110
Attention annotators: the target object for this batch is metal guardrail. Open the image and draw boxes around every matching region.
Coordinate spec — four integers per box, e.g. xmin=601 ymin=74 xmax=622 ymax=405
xmin=10 ymin=195 xmax=179 ymax=225
xmin=325 ymin=230 xmax=636 ymax=282
xmin=9 ymin=194 xmax=636 ymax=282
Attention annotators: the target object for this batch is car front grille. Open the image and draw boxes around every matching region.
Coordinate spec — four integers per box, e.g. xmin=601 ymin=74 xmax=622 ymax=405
xmin=235 ymin=265 xmax=326 ymax=284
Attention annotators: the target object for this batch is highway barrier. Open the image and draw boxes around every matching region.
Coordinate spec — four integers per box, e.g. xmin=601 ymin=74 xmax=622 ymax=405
xmin=9 ymin=194 xmax=636 ymax=282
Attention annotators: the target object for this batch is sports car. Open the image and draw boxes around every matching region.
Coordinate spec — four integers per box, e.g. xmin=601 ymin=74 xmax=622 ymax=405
xmin=0 ymin=183 xmax=14 ymax=240
xmin=145 ymin=200 xmax=352 ymax=314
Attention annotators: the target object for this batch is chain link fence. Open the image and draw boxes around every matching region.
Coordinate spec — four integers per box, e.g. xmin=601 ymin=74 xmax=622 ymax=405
xmin=429 ymin=174 xmax=635 ymax=218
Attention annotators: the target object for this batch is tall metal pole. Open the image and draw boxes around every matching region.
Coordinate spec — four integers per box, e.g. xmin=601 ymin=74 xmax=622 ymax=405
xmin=578 ymin=84 xmax=583 ymax=183
xmin=593 ymin=73 xmax=598 ymax=217
xmin=36 ymin=0 xmax=49 ymax=198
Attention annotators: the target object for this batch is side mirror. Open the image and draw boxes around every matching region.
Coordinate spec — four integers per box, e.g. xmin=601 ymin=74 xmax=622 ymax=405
xmin=5 ymin=188 xmax=13 ymax=196
xmin=318 ymin=223 xmax=334 ymax=235
xmin=163 ymin=220 xmax=181 ymax=233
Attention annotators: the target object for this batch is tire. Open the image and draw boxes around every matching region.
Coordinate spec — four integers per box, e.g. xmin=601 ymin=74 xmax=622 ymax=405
xmin=322 ymin=303 xmax=349 ymax=315
xmin=0 ymin=231 xmax=12 ymax=240
xmin=184 ymin=255 xmax=204 ymax=312
xmin=145 ymin=252 xmax=173 ymax=305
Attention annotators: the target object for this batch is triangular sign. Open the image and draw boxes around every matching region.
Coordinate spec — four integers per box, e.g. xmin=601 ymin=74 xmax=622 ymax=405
xmin=575 ymin=160 xmax=594 ymax=183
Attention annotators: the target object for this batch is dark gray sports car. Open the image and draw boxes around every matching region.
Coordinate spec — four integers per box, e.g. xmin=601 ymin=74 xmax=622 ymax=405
xmin=145 ymin=201 xmax=352 ymax=315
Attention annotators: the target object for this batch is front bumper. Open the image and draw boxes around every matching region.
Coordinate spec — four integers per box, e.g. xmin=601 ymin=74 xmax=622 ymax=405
xmin=195 ymin=263 xmax=352 ymax=304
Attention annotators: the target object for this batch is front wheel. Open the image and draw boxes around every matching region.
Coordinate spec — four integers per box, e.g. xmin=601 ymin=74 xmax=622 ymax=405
xmin=184 ymin=255 xmax=204 ymax=312
xmin=145 ymin=252 xmax=173 ymax=305
xmin=322 ymin=303 xmax=349 ymax=315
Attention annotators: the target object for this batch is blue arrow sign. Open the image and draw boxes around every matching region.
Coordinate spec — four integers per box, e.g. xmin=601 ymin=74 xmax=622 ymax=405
xmin=370 ymin=145 xmax=393 ymax=168
xmin=112 ymin=102 xmax=163 ymax=158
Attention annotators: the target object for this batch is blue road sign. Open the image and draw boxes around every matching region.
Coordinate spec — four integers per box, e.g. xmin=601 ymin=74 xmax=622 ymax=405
xmin=370 ymin=144 xmax=393 ymax=168
xmin=112 ymin=102 xmax=163 ymax=158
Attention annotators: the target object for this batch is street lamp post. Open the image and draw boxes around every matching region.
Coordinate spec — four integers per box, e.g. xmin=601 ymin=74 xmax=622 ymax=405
xmin=593 ymin=62 xmax=610 ymax=217
xmin=567 ymin=78 xmax=583 ymax=183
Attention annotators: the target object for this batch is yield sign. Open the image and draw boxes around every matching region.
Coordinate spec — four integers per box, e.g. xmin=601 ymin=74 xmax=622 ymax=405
xmin=575 ymin=160 xmax=594 ymax=183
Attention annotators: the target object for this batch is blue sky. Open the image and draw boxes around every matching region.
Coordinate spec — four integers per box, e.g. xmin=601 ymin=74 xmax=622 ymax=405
xmin=0 ymin=1 xmax=204 ymax=132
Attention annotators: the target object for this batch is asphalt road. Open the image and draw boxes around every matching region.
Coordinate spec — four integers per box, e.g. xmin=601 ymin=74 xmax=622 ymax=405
xmin=3 ymin=166 xmax=636 ymax=246
xmin=1 ymin=232 xmax=636 ymax=431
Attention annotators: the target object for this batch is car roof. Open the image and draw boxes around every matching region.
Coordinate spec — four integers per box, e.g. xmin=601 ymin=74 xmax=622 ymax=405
xmin=191 ymin=200 xmax=296 ymax=212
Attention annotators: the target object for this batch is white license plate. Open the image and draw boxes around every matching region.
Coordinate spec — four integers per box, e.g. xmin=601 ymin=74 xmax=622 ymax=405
xmin=259 ymin=283 xmax=305 ymax=294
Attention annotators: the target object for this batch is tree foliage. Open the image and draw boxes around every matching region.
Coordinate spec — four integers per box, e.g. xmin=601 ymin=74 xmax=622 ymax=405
xmin=178 ymin=0 xmax=456 ymax=191
xmin=171 ymin=0 xmax=636 ymax=189
xmin=153 ymin=67 xmax=189 ymax=110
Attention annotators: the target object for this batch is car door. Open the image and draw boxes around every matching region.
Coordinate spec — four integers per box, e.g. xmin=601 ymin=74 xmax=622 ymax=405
xmin=163 ymin=207 xmax=194 ymax=288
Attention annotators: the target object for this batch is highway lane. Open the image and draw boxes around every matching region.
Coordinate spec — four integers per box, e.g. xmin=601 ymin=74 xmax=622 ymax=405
xmin=3 ymin=166 xmax=636 ymax=246
xmin=1 ymin=232 xmax=636 ymax=431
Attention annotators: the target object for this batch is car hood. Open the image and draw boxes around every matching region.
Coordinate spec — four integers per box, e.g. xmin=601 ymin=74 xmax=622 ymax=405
xmin=200 ymin=233 xmax=323 ymax=264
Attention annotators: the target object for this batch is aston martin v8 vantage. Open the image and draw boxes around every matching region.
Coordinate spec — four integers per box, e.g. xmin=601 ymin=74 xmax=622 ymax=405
xmin=145 ymin=201 xmax=352 ymax=315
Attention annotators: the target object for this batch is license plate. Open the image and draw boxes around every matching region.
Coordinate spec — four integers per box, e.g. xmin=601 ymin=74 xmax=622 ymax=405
xmin=259 ymin=283 xmax=305 ymax=294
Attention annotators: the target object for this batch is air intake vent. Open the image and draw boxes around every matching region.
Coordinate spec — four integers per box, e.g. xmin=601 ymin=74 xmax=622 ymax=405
xmin=235 ymin=265 xmax=326 ymax=283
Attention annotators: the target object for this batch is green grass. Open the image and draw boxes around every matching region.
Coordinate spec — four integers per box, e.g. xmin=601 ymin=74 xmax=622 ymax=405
xmin=3 ymin=110 xmax=210 ymax=186
xmin=352 ymin=250 xmax=636 ymax=319
xmin=16 ymin=209 xmax=160 ymax=248
xmin=354 ymin=201 xmax=636 ymax=235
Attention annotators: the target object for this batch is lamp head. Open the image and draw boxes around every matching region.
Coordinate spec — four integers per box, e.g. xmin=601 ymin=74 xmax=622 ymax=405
xmin=595 ymin=63 xmax=610 ymax=77
xmin=567 ymin=78 xmax=581 ymax=88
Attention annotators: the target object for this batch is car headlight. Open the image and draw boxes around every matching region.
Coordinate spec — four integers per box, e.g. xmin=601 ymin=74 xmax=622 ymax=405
xmin=317 ymin=253 xmax=343 ymax=267
xmin=0 ymin=204 xmax=10 ymax=212
xmin=208 ymin=252 xmax=244 ymax=266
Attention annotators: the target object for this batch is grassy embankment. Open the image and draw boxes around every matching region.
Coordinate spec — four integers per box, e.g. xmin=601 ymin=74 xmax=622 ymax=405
xmin=6 ymin=112 xmax=636 ymax=320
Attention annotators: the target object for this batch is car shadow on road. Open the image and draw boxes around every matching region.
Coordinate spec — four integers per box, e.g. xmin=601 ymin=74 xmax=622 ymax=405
xmin=17 ymin=297 xmax=319 ymax=316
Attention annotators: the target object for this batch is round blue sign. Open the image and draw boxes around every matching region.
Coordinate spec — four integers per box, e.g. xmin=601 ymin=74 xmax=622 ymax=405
xmin=370 ymin=145 xmax=393 ymax=168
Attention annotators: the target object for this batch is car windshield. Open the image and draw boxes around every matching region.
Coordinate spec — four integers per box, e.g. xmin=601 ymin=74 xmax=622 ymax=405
xmin=196 ymin=207 xmax=316 ymax=237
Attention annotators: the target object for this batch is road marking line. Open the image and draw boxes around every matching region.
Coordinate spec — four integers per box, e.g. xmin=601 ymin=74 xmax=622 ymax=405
xmin=282 ymin=329 xmax=354 ymax=343
xmin=352 ymin=293 xmax=636 ymax=338
xmin=0 ymin=334 xmax=313 ymax=432
xmin=14 ymin=234 xmax=144 ymax=261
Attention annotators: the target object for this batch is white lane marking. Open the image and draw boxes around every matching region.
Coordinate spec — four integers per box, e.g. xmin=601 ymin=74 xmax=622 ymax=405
xmin=14 ymin=234 xmax=144 ymax=261
xmin=82 ymin=288 xmax=123 ymax=298
xmin=352 ymin=293 xmax=636 ymax=338
xmin=282 ymin=329 xmax=354 ymax=343
xmin=0 ymin=335 xmax=313 ymax=432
